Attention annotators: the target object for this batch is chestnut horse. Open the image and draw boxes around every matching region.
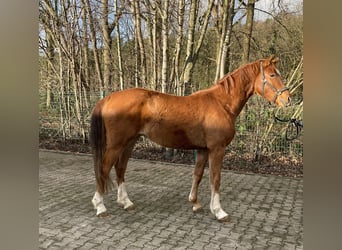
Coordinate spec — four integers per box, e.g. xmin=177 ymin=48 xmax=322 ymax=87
xmin=90 ymin=55 xmax=290 ymax=221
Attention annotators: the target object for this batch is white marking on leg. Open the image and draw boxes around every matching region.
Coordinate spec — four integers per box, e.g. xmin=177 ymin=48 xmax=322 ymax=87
xmin=210 ymin=191 xmax=228 ymax=220
xmin=92 ymin=191 xmax=107 ymax=216
xmin=117 ymin=182 xmax=134 ymax=209
xmin=189 ymin=186 xmax=195 ymax=202
xmin=189 ymin=186 xmax=202 ymax=211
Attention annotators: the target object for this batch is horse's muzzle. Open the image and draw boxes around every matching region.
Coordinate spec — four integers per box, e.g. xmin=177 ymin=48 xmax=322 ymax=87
xmin=278 ymin=96 xmax=291 ymax=108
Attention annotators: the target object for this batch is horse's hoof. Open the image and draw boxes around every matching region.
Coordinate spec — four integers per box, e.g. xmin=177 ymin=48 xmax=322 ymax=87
xmin=97 ymin=211 xmax=109 ymax=217
xmin=192 ymin=205 xmax=203 ymax=213
xmin=217 ymin=214 xmax=230 ymax=223
xmin=124 ymin=204 xmax=136 ymax=211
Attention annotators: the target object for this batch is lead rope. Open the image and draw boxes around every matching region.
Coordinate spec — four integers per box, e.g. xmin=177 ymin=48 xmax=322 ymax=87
xmin=273 ymin=113 xmax=303 ymax=141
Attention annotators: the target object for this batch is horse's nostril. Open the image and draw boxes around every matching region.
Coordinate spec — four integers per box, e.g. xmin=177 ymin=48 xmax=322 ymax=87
xmin=287 ymin=97 xmax=292 ymax=106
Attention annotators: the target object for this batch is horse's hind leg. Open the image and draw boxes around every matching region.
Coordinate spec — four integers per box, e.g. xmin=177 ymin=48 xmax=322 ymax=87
xmin=92 ymin=147 xmax=121 ymax=216
xmin=189 ymin=149 xmax=208 ymax=212
xmin=115 ymin=138 xmax=137 ymax=210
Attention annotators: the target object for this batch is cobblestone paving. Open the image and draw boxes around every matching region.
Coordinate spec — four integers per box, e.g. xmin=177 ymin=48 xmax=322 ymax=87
xmin=39 ymin=150 xmax=303 ymax=250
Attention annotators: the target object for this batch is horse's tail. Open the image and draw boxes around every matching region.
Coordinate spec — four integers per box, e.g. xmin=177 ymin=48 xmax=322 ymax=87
xmin=90 ymin=100 xmax=113 ymax=194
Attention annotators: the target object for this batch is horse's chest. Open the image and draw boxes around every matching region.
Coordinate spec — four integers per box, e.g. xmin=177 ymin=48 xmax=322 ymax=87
xmin=204 ymin=119 xmax=236 ymax=147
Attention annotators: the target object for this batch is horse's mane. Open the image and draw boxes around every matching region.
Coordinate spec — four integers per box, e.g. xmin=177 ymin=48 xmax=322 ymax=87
xmin=227 ymin=60 xmax=260 ymax=84
xmin=216 ymin=60 xmax=261 ymax=95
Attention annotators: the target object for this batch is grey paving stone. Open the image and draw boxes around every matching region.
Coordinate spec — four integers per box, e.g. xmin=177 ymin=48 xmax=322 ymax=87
xmin=39 ymin=150 xmax=303 ymax=250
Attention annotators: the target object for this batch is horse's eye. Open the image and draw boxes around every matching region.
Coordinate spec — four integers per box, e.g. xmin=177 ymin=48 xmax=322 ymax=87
xmin=269 ymin=73 xmax=276 ymax=78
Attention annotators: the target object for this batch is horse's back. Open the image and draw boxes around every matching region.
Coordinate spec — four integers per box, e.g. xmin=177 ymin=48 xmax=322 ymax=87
xmin=99 ymin=88 xmax=151 ymax=116
xmin=96 ymin=87 xmax=234 ymax=149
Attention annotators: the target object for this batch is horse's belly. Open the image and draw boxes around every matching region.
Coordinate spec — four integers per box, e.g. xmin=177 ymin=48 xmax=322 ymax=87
xmin=141 ymin=124 xmax=206 ymax=149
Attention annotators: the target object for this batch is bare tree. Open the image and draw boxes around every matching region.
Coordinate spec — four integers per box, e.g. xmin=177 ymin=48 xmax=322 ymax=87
xmin=81 ymin=3 xmax=90 ymax=110
xmin=131 ymin=0 xmax=147 ymax=87
xmin=143 ymin=0 xmax=154 ymax=89
xmin=182 ymin=0 xmax=215 ymax=95
xmin=45 ymin=30 xmax=55 ymax=108
xmin=214 ymin=0 xmax=235 ymax=81
xmin=114 ymin=0 xmax=124 ymax=90
xmin=39 ymin=1 xmax=57 ymax=107
xmin=40 ymin=0 xmax=69 ymax=138
xmin=241 ymin=0 xmax=256 ymax=63
xmin=102 ymin=0 xmax=126 ymax=92
xmin=160 ymin=0 xmax=169 ymax=93
xmin=149 ymin=0 xmax=162 ymax=90
xmin=40 ymin=0 xmax=89 ymax=141
xmin=84 ymin=0 xmax=104 ymax=97
xmin=172 ymin=0 xmax=185 ymax=95
xmin=101 ymin=0 xmax=112 ymax=93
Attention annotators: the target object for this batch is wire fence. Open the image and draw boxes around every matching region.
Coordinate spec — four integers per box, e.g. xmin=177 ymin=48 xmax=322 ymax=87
xmin=39 ymin=90 xmax=303 ymax=165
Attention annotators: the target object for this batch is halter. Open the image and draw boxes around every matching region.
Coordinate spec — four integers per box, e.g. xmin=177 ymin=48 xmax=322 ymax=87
xmin=260 ymin=62 xmax=289 ymax=104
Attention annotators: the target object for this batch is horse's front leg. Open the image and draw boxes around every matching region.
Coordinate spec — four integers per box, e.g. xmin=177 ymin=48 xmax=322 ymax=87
xmin=189 ymin=149 xmax=208 ymax=211
xmin=208 ymin=147 xmax=230 ymax=222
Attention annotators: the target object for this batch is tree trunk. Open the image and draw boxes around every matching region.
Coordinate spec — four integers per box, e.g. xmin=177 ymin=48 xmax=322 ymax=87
xmin=214 ymin=0 xmax=235 ymax=81
xmin=182 ymin=0 xmax=197 ymax=96
xmin=57 ymin=46 xmax=66 ymax=141
xmin=160 ymin=0 xmax=169 ymax=93
xmin=101 ymin=0 xmax=112 ymax=94
xmin=132 ymin=0 xmax=147 ymax=87
xmin=71 ymin=59 xmax=85 ymax=142
xmin=182 ymin=0 xmax=214 ymax=95
xmin=84 ymin=0 xmax=104 ymax=97
xmin=45 ymin=32 xmax=54 ymax=108
xmin=133 ymin=30 xmax=139 ymax=88
xmin=115 ymin=0 xmax=124 ymax=90
xmin=81 ymin=4 xmax=90 ymax=110
xmin=242 ymin=0 xmax=255 ymax=64
xmin=174 ymin=0 xmax=185 ymax=96
xmin=145 ymin=0 xmax=154 ymax=89
xmin=152 ymin=1 xmax=159 ymax=90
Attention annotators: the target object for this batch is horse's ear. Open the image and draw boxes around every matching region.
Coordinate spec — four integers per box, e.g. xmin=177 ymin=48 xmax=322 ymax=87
xmin=268 ymin=54 xmax=275 ymax=60
xmin=271 ymin=57 xmax=280 ymax=64
xmin=268 ymin=54 xmax=279 ymax=64
xmin=264 ymin=55 xmax=279 ymax=66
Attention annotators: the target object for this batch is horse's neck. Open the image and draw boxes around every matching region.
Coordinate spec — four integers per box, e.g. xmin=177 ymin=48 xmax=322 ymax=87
xmin=218 ymin=71 xmax=256 ymax=117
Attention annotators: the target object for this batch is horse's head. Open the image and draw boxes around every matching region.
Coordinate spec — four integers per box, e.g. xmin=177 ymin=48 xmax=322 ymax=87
xmin=255 ymin=55 xmax=291 ymax=107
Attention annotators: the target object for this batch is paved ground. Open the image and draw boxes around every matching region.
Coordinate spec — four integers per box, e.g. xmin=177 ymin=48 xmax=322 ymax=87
xmin=39 ymin=150 xmax=303 ymax=250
